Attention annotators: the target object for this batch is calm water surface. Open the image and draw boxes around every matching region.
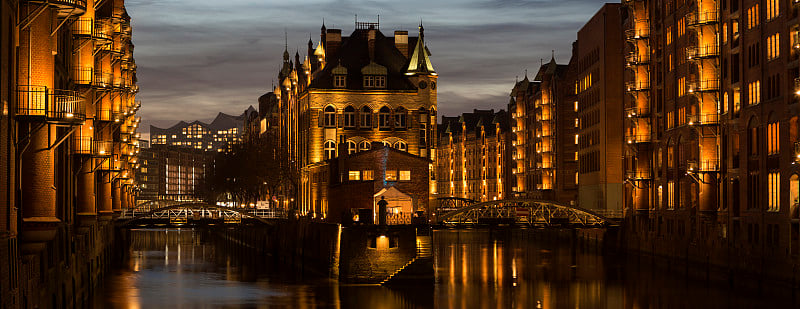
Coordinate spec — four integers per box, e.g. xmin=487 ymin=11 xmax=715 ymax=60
xmin=92 ymin=228 xmax=798 ymax=308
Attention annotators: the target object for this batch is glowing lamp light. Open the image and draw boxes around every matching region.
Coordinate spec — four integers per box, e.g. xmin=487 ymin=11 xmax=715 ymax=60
xmin=65 ymin=113 xmax=74 ymax=118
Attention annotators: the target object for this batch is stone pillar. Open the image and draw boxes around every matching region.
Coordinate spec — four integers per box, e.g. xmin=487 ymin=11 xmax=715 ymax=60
xmin=112 ymin=179 xmax=121 ymax=213
xmin=98 ymin=172 xmax=113 ymax=219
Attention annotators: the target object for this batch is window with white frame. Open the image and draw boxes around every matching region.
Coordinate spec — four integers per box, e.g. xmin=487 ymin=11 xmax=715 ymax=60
xmin=334 ymin=75 xmax=346 ymax=88
xmin=360 ymin=106 xmax=372 ymax=128
xmin=324 ymin=140 xmax=336 ymax=159
xmin=343 ymin=106 xmax=355 ymax=128
xmin=324 ymin=106 xmax=336 ymax=127
xmin=379 ymin=106 xmax=391 ymax=129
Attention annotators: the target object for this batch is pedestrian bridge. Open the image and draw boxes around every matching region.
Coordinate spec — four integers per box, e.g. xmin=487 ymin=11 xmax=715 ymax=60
xmin=118 ymin=200 xmax=286 ymax=226
xmin=435 ymin=198 xmax=621 ymax=227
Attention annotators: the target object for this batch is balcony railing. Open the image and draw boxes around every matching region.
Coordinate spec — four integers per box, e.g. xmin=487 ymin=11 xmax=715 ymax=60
xmin=72 ymin=67 xmax=93 ymax=85
xmin=686 ymin=11 xmax=719 ymax=27
xmin=96 ymin=108 xmax=112 ymax=122
xmin=625 ymin=28 xmax=649 ymax=41
xmin=72 ymin=136 xmax=93 ymax=155
xmin=687 ymin=113 xmax=720 ymax=125
xmin=16 ymin=85 xmax=85 ymax=124
xmin=626 ymin=52 xmax=650 ymax=65
xmin=626 ymin=169 xmax=652 ymax=180
xmin=687 ymin=45 xmax=720 ymax=59
xmin=73 ymin=17 xmax=93 ymax=37
xmin=626 ymin=133 xmax=651 ymax=144
xmin=93 ymin=140 xmax=113 ymax=157
xmin=687 ymin=160 xmax=720 ymax=172
xmin=687 ymin=79 xmax=720 ymax=93
xmin=625 ymin=106 xmax=650 ymax=118
xmin=27 ymin=0 xmax=87 ymax=16
xmin=626 ymin=81 xmax=650 ymax=91
xmin=93 ymin=71 xmax=112 ymax=88
xmin=536 ymin=183 xmax=553 ymax=190
xmin=93 ymin=19 xmax=113 ymax=42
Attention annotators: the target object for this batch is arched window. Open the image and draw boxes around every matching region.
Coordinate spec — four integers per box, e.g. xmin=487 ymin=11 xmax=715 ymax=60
xmin=360 ymin=106 xmax=372 ymax=128
xmin=379 ymin=106 xmax=391 ymax=129
xmin=344 ymin=106 xmax=355 ymax=128
xmin=394 ymin=141 xmax=408 ymax=152
xmin=324 ymin=106 xmax=336 ymax=127
xmin=359 ymin=141 xmax=371 ymax=151
xmin=383 ymin=141 xmax=391 ymax=148
xmin=394 ymin=107 xmax=407 ymax=129
xmin=347 ymin=140 xmax=357 ymax=154
xmin=324 ymin=140 xmax=336 ymax=159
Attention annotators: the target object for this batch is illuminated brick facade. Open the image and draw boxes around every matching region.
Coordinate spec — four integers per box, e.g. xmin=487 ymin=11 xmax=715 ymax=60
xmin=264 ymin=20 xmax=438 ymax=216
xmin=436 ymin=109 xmax=511 ymax=202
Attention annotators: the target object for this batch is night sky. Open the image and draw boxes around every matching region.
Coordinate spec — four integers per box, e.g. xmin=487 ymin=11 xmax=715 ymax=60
xmin=126 ymin=0 xmax=606 ymax=140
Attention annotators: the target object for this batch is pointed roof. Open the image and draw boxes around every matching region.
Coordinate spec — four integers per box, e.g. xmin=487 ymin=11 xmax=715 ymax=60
xmin=406 ymin=23 xmax=436 ymax=75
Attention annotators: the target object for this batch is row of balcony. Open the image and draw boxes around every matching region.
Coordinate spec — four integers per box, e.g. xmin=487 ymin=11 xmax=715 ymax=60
xmin=626 ymin=133 xmax=651 ymax=144
xmin=687 ymin=45 xmax=719 ymax=60
xmin=686 ymin=159 xmax=720 ymax=172
xmin=27 ymin=0 xmax=87 ymax=17
xmin=625 ymin=106 xmax=650 ymax=118
xmin=72 ymin=137 xmax=113 ymax=157
xmin=625 ymin=28 xmax=649 ymax=41
xmin=686 ymin=11 xmax=719 ymax=28
xmin=16 ymin=85 xmax=85 ymax=124
xmin=626 ymin=52 xmax=650 ymax=66
xmin=626 ymin=169 xmax=651 ymax=180
xmin=72 ymin=68 xmax=136 ymax=90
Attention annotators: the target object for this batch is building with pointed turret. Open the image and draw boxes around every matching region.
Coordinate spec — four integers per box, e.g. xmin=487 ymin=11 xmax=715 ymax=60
xmin=260 ymin=20 xmax=438 ymax=220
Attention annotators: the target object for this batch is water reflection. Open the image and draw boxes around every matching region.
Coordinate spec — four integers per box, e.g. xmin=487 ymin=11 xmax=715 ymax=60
xmin=93 ymin=228 xmax=797 ymax=308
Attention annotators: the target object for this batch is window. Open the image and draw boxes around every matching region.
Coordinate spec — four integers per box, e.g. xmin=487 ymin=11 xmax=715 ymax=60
xmin=363 ymin=170 xmax=374 ymax=181
xmin=394 ymin=141 xmax=407 ymax=152
xmin=348 ymin=170 xmax=361 ymax=181
xmin=394 ymin=107 xmax=407 ymax=129
xmin=678 ymin=77 xmax=686 ymax=97
xmin=386 ymin=170 xmax=398 ymax=181
xmin=347 ymin=140 xmax=357 ymax=155
xmin=379 ymin=106 xmax=391 ymax=129
xmin=324 ymin=140 xmax=336 ymax=160
xmin=766 ymin=0 xmax=778 ymax=21
xmin=747 ymin=5 xmax=760 ymax=29
xmin=324 ymin=106 xmax=336 ymax=127
xmin=767 ymin=122 xmax=780 ymax=155
xmin=358 ymin=141 xmax=371 ymax=152
xmin=768 ymin=172 xmax=780 ymax=212
xmin=677 ymin=17 xmax=685 ymax=37
xmin=343 ymin=106 xmax=355 ymax=128
xmin=668 ymin=181 xmax=675 ymax=210
xmin=748 ymin=81 xmax=761 ymax=105
xmin=334 ymin=75 xmax=346 ymax=88
xmin=360 ymin=106 xmax=372 ymax=127
xmin=363 ymin=75 xmax=386 ymax=88
xmin=767 ymin=33 xmax=780 ymax=60
xmin=666 ymin=26 xmax=672 ymax=45
xmin=399 ymin=170 xmax=411 ymax=181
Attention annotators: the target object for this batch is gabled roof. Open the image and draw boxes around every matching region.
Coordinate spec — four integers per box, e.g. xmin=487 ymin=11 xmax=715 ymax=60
xmin=406 ymin=24 xmax=435 ymax=75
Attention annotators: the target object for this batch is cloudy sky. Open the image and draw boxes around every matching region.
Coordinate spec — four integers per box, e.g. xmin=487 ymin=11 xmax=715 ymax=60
xmin=126 ymin=0 xmax=607 ymax=139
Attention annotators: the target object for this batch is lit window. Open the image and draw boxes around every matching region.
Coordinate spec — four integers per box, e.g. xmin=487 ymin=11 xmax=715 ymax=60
xmin=363 ymin=170 xmax=374 ymax=181
xmin=766 ymin=0 xmax=778 ymax=21
xmin=768 ymin=172 xmax=780 ymax=211
xmin=348 ymin=170 xmax=361 ymax=181
xmin=678 ymin=77 xmax=686 ymax=97
xmin=747 ymin=5 xmax=760 ymax=29
xmin=386 ymin=170 xmax=398 ymax=181
xmin=767 ymin=122 xmax=780 ymax=155
xmin=359 ymin=141 xmax=371 ymax=152
xmin=347 ymin=140 xmax=357 ymax=154
xmin=399 ymin=170 xmax=411 ymax=181
xmin=394 ymin=141 xmax=407 ymax=152
xmin=748 ymin=81 xmax=761 ymax=105
xmin=324 ymin=140 xmax=336 ymax=160
xmin=767 ymin=33 xmax=780 ymax=60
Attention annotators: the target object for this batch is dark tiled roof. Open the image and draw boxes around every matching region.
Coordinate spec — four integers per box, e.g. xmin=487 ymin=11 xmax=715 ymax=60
xmin=310 ymin=29 xmax=419 ymax=91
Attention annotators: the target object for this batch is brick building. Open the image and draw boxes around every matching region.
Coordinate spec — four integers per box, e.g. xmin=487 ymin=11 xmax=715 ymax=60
xmin=509 ymin=58 xmax=578 ymax=205
xmin=150 ymin=107 xmax=254 ymax=152
xmin=436 ymin=109 xmax=511 ymax=202
xmin=264 ymin=19 xmax=438 ymax=215
xmin=136 ymin=146 xmax=210 ymax=202
xmin=307 ymin=142 xmax=431 ymax=223
xmin=1 ymin=0 xmax=141 ymax=307
xmin=574 ymin=4 xmax=625 ymax=212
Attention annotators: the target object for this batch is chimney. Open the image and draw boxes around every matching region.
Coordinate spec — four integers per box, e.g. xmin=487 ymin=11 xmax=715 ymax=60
xmin=368 ymin=29 xmax=377 ymax=60
xmin=394 ymin=30 xmax=408 ymax=58
xmin=325 ymin=29 xmax=342 ymax=63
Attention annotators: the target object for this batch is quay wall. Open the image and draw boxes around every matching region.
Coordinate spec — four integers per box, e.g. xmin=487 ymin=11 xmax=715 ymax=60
xmin=212 ymin=219 xmax=420 ymax=283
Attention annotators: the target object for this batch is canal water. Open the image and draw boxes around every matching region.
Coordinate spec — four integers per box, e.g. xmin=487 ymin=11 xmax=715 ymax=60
xmin=92 ymin=228 xmax=798 ymax=308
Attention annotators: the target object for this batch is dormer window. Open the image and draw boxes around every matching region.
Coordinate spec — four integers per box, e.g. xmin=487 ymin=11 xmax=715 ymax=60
xmin=363 ymin=75 xmax=386 ymax=88
xmin=334 ymin=75 xmax=346 ymax=88
xmin=332 ymin=64 xmax=348 ymax=88
xmin=361 ymin=62 xmax=387 ymax=89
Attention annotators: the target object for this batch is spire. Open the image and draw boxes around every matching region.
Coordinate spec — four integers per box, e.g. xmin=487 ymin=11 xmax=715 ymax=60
xmin=406 ymin=21 xmax=436 ymax=76
xmin=283 ymin=30 xmax=290 ymax=62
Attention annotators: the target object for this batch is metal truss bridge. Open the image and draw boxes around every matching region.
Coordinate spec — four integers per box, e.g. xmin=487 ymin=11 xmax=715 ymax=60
xmin=435 ymin=197 xmax=621 ymax=227
xmin=119 ymin=200 xmax=286 ymax=226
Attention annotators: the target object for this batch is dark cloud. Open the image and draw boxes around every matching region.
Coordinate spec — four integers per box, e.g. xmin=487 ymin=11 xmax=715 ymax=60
xmin=126 ymin=0 xmax=605 ymax=133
